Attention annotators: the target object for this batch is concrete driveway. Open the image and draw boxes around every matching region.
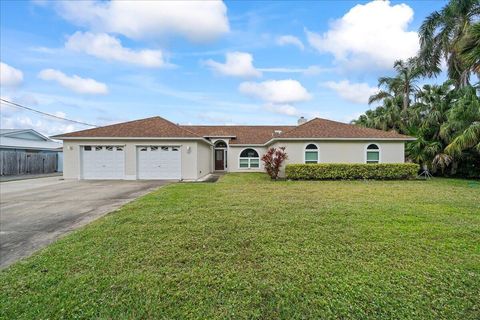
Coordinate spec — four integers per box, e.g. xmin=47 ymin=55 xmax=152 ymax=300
xmin=0 ymin=177 xmax=170 ymax=269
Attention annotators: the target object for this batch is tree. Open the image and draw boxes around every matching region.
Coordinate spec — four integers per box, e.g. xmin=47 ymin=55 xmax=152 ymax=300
xmin=418 ymin=0 xmax=480 ymax=87
xmin=369 ymin=58 xmax=423 ymax=111
xmin=261 ymin=147 xmax=288 ymax=179
xmin=405 ymin=132 xmax=443 ymax=172
xmin=444 ymin=86 xmax=480 ymax=155
xmin=459 ymin=22 xmax=480 ymax=78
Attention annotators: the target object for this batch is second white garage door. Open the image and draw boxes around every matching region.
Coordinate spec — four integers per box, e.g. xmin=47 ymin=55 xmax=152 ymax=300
xmin=137 ymin=146 xmax=181 ymax=180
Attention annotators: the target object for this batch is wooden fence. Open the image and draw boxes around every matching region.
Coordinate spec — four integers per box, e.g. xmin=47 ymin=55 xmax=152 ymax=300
xmin=0 ymin=151 xmax=58 ymax=176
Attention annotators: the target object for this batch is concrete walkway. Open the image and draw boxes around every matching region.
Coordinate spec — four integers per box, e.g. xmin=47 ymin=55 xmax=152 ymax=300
xmin=0 ymin=177 xmax=170 ymax=269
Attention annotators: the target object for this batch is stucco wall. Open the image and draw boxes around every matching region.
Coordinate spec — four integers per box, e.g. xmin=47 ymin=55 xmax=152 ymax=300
xmin=197 ymin=142 xmax=212 ymax=179
xmin=62 ymin=139 xmax=208 ymax=180
xmin=228 ymin=146 xmax=267 ymax=173
xmin=271 ymin=140 xmax=405 ymax=176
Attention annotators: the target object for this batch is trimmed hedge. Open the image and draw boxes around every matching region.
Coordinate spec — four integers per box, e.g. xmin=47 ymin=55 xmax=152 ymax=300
xmin=285 ymin=163 xmax=419 ymax=180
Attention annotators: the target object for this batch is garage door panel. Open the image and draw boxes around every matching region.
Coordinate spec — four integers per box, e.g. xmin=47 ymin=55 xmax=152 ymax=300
xmin=82 ymin=146 xmax=125 ymax=180
xmin=137 ymin=146 xmax=181 ymax=180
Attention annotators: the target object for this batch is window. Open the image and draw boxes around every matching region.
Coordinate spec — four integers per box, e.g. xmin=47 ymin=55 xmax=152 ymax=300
xmin=150 ymin=146 xmax=158 ymax=151
xmin=140 ymin=147 xmax=148 ymax=152
xmin=239 ymin=148 xmax=259 ymax=168
xmin=161 ymin=146 xmax=169 ymax=151
xmin=84 ymin=146 xmax=92 ymax=151
xmin=305 ymin=144 xmax=319 ymax=164
xmin=106 ymin=146 xmax=114 ymax=151
xmin=116 ymin=146 xmax=123 ymax=151
xmin=95 ymin=146 xmax=103 ymax=151
xmin=214 ymin=140 xmax=227 ymax=148
xmin=172 ymin=147 xmax=179 ymax=151
xmin=366 ymin=144 xmax=380 ymax=163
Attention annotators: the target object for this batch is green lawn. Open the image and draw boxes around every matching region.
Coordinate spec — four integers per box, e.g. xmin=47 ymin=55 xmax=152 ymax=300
xmin=1 ymin=174 xmax=479 ymax=319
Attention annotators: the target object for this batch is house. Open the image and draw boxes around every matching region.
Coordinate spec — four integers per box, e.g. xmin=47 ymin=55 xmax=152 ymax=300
xmin=52 ymin=116 xmax=415 ymax=180
xmin=0 ymin=129 xmax=63 ymax=175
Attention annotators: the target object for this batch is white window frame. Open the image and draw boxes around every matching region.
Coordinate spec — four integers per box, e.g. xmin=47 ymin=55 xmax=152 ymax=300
xmin=304 ymin=143 xmax=319 ymax=164
xmin=365 ymin=143 xmax=381 ymax=164
xmin=238 ymin=148 xmax=260 ymax=169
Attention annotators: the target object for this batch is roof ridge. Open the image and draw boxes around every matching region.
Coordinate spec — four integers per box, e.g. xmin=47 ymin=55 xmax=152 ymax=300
xmin=181 ymin=125 xmax=295 ymax=128
xmin=160 ymin=117 xmax=203 ymax=138
xmin=276 ymin=118 xmax=320 ymax=137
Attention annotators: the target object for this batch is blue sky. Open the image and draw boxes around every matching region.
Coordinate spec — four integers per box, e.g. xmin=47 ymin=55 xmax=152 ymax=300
xmin=0 ymin=0 xmax=447 ymax=135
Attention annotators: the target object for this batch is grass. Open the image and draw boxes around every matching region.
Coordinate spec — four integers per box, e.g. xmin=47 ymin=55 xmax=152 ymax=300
xmin=1 ymin=174 xmax=479 ymax=319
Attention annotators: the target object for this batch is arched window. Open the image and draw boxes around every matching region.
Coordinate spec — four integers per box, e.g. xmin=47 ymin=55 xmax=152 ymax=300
xmin=304 ymin=143 xmax=319 ymax=164
xmin=214 ymin=140 xmax=227 ymax=148
xmin=366 ymin=144 xmax=380 ymax=164
xmin=239 ymin=148 xmax=259 ymax=168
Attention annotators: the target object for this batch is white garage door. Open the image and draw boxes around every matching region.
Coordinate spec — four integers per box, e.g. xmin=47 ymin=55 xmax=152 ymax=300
xmin=81 ymin=145 xmax=125 ymax=179
xmin=137 ymin=146 xmax=181 ymax=180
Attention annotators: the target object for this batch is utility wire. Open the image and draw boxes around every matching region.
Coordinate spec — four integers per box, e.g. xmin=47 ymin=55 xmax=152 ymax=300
xmin=0 ymin=98 xmax=97 ymax=127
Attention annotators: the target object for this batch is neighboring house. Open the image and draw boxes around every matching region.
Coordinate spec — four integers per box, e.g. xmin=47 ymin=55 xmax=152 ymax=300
xmin=52 ymin=116 xmax=414 ymax=180
xmin=0 ymin=129 xmax=63 ymax=175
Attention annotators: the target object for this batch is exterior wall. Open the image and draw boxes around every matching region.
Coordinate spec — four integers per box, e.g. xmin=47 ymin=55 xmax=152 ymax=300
xmin=272 ymin=140 xmax=406 ymax=176
xmin=62 ymin=139 xmax=210 ymax=180
xmin=228 ymin=146 xmax=267 ymax=173
xmin=197 ymin=142 xmax=212 ymax=179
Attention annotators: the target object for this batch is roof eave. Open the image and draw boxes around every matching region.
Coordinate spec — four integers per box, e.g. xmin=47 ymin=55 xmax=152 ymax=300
xmin=52 ymin=136 xmax=213 ymax=145
xmin=264 ymin=137 xmax=416 ymax=145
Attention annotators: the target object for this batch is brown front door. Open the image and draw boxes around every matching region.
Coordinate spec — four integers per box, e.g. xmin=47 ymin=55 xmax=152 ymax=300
xmin=215 ymin=149 xmax=224 ymax=170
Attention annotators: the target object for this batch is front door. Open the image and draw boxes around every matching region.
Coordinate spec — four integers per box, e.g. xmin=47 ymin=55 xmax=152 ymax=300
xmin=215 ymin=149 xmax=225 ymax=170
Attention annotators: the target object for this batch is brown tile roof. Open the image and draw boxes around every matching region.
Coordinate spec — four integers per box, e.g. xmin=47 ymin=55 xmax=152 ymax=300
xmin=53 ymin=116 xmax=413 ymax=143
xmin=52 ymin=116 xmax=201 ymax=139
xmin=181 ymin=125 xmax=294 ymax=145
xmin=278 ymin=118 xmax=412 ymax=140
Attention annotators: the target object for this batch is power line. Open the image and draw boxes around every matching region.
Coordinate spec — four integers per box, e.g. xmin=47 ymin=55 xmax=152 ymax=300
xmin=0 ymin=98 xmax=97 ymax=127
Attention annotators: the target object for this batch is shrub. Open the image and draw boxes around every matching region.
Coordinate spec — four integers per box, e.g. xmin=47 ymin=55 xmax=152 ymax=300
xmin=261 ymin=147 xmax=288 ymax=179
xmin=285 ymin=163 xmax=419 ymax=180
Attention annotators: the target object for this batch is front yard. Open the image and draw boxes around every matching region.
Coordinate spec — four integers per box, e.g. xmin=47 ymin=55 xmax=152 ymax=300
xmin=1 ymin=174 xmax=479 ymax=319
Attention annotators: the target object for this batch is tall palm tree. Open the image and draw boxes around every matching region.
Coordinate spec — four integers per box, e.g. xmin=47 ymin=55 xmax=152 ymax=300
xmin=368 ymin=58 xmax=423 ymax=111
xmin=418 ymin=0 xmax=480 ymax=87
xmin=459 ymin=22 xmax=480 ymax=78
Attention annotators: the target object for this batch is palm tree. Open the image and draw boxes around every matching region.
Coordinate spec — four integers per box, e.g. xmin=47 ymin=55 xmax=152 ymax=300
xmin=444 ymin=86 xmax=480 ymax=155
xmin=415 ymin=81 xmax=455 ymax=141
xmin=369 ymin=58 xmax=423 ymax=111
xmin=405 ymin=131 xmax=443 ymax=172
xmin=418 ymin=0 xmax=480 ymax=87
xmin=459 ymin=22 xmax=480 ymax=78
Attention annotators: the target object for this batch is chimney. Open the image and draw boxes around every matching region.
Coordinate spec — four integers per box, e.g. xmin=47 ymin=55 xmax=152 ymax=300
xmin=297 ymin=116 xmax=307 ymax=125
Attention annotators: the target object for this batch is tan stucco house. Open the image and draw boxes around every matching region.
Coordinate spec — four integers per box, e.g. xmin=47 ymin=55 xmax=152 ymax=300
xmin=52 ymin=116 xmax=415 ymax=180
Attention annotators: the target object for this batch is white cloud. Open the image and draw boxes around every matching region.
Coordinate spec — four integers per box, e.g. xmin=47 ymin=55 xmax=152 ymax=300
xmin=276 ymin=35 xmax=304 ymax=50
xmin=258 ymin=65 xmax=330 ymax=76
xmin=239 ymin=79 xmax=311 ymax=104
xmin=0 ymin=62 xmax=24 ymax=87
xmin=56 ymin=0 xmax=229 ymax=42
xmin=265 ymin=103 xmax=300 ymax=116
xmin=66 ymin=32 xmax=165 ymax=68
xmin=322 ymin=80 xmax=378 ymax=104
xmin=306 ymin=0 xmax=419 ymax=70
xmin=38 ymin=69 xmax=108 ymax=95
xmin=204 ymin=52 xmax=261 ymax=78
xmin=0 ymin=114 xmax=81 ymax=136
